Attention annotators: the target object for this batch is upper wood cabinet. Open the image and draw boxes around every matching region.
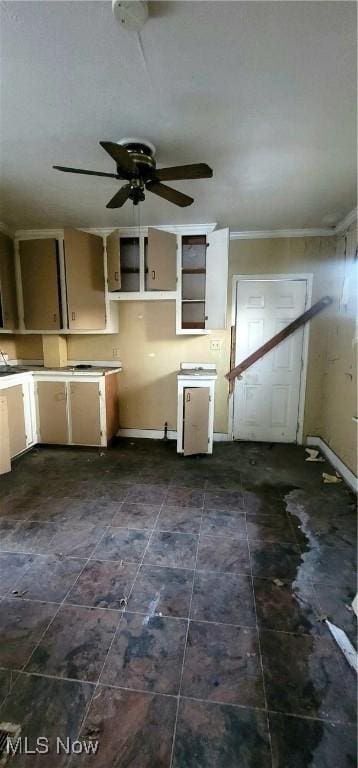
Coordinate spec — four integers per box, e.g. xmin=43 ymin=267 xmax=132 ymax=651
xmin=107 ymin=229 xmax=121 ymax=291
xmin=19 ymin=238 xmax=61 ymax=330
xmin=0 ymin=232 xmax=18 ymax=330
xmin=64 ymin=229 xmax=106 ymax=331
xmin=177 ymin=228 xmax=229 ymax=333
xmin=146 ymin=228 xmax=177 ymax=291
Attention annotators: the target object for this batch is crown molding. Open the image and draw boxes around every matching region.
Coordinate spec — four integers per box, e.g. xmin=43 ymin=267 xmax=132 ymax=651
xmin=14 ymin=223 xmax=218 ymax=238
xmin=230 ymin=208 xmax=357 ymax=240
xmin=334 ymin=207 xmax=357 ymax=235
xmin=229 ymin=227 xmax=335 ymax=240
xmin=0 ymin=221 xmax=15 ymax=237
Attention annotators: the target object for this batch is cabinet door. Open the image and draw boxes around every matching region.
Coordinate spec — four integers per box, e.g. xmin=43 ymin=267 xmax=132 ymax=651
xmin=69 ymin=382 xmax=101 ymax=445
xmin=3 ymin=385 xmax=27 ymax=457
xmin=183 ymin=387 xmax=210 ymax=456
xmin=205 ymin=228 xmax=229 ymax=330
xmin=19 ymin=239 xmax=61 ymax=330
xmin=147 ymin=228 xmax=177 ymax=290
xmin=0 ymin=395 xmax=11 ymax=474
xmin=64 ymin=229 xmax=106 ymax=330
xmin=0 ymin=232 xmax=18 ymax=329
xmin=37 ymin=381 xmax=68 ymax=444
xmin=107 ymin=230 xmax=121 ymax=291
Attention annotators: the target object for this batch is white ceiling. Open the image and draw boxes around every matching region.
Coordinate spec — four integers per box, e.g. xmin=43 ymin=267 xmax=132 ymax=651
xmin=0 ymin=1 xmax=356 ymax=230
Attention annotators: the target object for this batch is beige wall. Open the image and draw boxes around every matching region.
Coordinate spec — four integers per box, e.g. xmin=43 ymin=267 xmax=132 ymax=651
xmin=1 ymin=228 xmax=356 ymax=473
xmin=67 ymin=304 xmax=230 ymax=433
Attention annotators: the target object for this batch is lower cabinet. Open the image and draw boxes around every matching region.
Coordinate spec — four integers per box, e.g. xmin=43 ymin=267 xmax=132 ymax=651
xmin=2 ymin=384 xmax=27 ymax=457
xmin=36 ymin=374 xmax=119 ymax=447
xmin=37 ymin=381 xmax=68 ymax=444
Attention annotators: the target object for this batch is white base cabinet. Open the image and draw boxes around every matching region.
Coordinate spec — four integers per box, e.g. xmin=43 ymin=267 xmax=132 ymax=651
xmin=177 ymin=363 xmax=217 ymax=455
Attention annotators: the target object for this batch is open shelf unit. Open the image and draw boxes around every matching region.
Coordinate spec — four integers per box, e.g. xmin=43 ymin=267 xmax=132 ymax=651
xmin=120 ymin=237 xmax=140 ymax=292
xmin=181 ymin=235 xmax=207 ymax=330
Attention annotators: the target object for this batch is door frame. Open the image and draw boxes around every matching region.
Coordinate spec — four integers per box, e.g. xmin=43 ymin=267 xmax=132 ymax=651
xmin=229 ymin=273 xmax=313 ymax=444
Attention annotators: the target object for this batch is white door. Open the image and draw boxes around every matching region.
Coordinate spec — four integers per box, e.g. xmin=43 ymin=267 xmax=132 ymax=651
xmin=233 ymin=278 xmax=308 ymax=442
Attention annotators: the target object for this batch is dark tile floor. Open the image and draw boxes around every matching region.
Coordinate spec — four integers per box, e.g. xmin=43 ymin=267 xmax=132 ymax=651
xmin=0 ymin=439 xmax=356 ymax=767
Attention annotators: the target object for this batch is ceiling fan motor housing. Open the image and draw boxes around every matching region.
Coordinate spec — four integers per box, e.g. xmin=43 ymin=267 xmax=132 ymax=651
xmin=117 ymin=138 xmax=156 ymax=179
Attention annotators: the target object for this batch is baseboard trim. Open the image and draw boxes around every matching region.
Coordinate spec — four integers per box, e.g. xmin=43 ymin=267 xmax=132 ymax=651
xmin=306 ymin=436 xmax=357 ymax=492
xmin=117 ymin=428 xmax=230 ymax=442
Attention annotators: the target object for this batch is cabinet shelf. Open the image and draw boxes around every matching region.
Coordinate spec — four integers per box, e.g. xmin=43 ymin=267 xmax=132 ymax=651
xmin=182 ymin=268 xmax=206 ymax=275
xmin=121 ymin=268 xmax=140 ymax=274
xmin=182 ymin=299 xmax=205 ymax=304
xmin=182 ymin=321 xmax=205 ymax=329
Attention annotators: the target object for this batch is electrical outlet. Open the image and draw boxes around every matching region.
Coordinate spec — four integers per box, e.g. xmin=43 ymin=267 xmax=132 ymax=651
xmin=210 ymin=339 xmax=222 ymax=352
xmin=112 ymin=348 xmax=119 ymax=358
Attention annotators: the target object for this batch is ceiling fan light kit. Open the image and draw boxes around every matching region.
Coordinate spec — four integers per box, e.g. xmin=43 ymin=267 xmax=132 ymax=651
xmin=53 ymin=138 xmax=213 ymax=209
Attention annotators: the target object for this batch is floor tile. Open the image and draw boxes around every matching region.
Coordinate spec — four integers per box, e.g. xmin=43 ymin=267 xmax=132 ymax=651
xmin=246 ymin=512 xmax=297 ymax=543
xmin=269 ymin=712 xmax=357 ymax=768
xmin=0 ymin=552 xmax=35 ymax=595
xmin=0 ymin=597 xmax=57 ymax=668
xmin=0 ymin=520 xmax=21 ymax=550
xmin=166 ymin=487 xmax=204 ymax=508
xmin=197 ymin=534 xmax=250 ymax=573
xmin=191 ymin=571 xmax=256 ymax=626
xmin=242 ymin=486 xmax=290 ymax=515
xmin=2 ymin=520 xmax=58 ymax=554
xmin=92 ymin=527 xmax=150 ymax=562
xmin=101 ymin=612 xmax=187 ymax=694
xmin=201 ymin=508 xmax=247 ymax=538
xmin=156 ymin=505 xmax=202 ymax=534
xmin=250 ymin=540 xmax=303 ymax=579
xmin=313 ymin=580 xmax=357 ymax=645
xmin=254 ymin=576 xmax=322 ymax=635
xmin=71 ymin=686 xmax=177 ymax=768
xmin=0 ymin=668 xmax=17 ymax=706
xmin=11 ymin=555 xmax=86 ymax=602
xmin=173 ymin=698 xmax=272 ymax=768
xmin=204 ymin=490 xmax=245 ymax=511
xmin=0 ymin=672 xmax=93 ymax=766
xmin=27 ymin=604 xmax=119 ymax=683
xmin=128 ymin=564 xmax=194 ymax=619
xmin=66 ymin=560 xmax=138 ymax=609
xmin=143 ymin=531 xmax=198 ymax=569
xmin=126 ymin=484 xmax=168 ymax=504
xmin=111 ymin=502 xmax=160 ymax=529
xmin=181 ymin=620 xmax=265 ymax=707
xmin=48 ymin=524 xmax=106 ymax=558
xmin=260 ymin=629 xmax=357 ymax=722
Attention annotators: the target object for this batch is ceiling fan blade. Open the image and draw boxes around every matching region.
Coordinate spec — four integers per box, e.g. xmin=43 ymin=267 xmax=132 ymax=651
xmin=146 ymin=181 xmax=193 ymax=207
xmin=155 ymin=163 xmax=213 ymax=181
xmin=53 ymin=165 xmax=119 ymax=179
xmin=99 ymin=141 xmax=136 ymax=175
xmin=106 ymin=184 xmax=131 ymax=209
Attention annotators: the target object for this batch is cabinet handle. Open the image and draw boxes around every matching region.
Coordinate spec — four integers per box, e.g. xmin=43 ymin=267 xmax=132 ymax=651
xmin=53 ymin=313 xmax=57 ymax=322
xmin=114 ymin=271 xmax=119 ymax=281
xmin=71 ymin=312 xmax=76 ymax=321
xmin=151 ymin=270 xmax=156 ymax=280
xmin=186 ymin=392 xmax=191 ymax=402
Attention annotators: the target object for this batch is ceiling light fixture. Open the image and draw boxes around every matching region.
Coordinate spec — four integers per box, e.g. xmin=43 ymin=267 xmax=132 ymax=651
xmin=112 ymin=1 xmax=148 ymax=32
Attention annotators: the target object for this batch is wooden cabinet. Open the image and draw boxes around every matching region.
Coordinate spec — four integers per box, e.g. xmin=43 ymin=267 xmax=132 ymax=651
xmin=37 ymin=381 xmax=68 ymax=444
xmin=146 ymin=228 xmax=177 ymax=291
xmin=35 ymin=372 xmax=119 ymax=447
xmin=177 ymin=364 xmax=217 ymax=455
xmin=2 ymin=384 xmax=27 ymax=457
xmin=107 ymin=229 xmax=121 ymax=291
xmin=19 ymin=238 xmax=61 ymax=330
xmin=69 ymin=381 xmax=101 ymax=445
xmin=64 ymin=229 xmax=106 ymax=330
xmin=177 ymin=228 xmax=229 ymax=333
xmin=0 ymin=232 xmax=18 ymax=330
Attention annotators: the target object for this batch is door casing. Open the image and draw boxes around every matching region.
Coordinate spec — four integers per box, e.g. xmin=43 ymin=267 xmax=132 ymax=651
xmin=229 ymin=273 xmax=313 ymax=444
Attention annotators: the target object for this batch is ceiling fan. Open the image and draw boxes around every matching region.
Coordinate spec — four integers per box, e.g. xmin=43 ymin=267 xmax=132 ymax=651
xmin=53 ymin=138 xmax=213 ymax=208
